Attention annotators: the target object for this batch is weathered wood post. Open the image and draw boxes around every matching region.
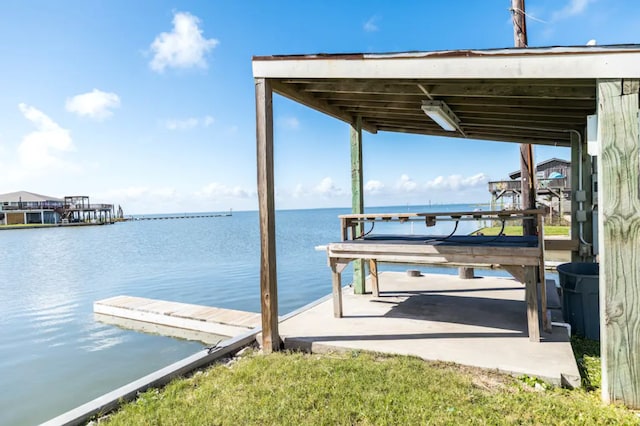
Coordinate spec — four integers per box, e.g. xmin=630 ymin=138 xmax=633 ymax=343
xmin=256 ymin=78 xmax=280 ymax=352
xmin=351 ymin=116 xmax=366 ymax=294
xmin=598 ymin=78 xmax=640 ymax=407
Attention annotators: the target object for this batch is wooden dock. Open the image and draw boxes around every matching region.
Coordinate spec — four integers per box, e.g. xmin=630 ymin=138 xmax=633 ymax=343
xmin=129 ymin=213 xmax=231 ymax=221
xmin=94 ymin=296 xmax=260 ymax=339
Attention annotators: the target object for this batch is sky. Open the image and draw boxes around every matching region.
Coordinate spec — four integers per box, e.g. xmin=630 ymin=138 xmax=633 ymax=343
xmin=0 ymin=0 xmax=638 ymax=214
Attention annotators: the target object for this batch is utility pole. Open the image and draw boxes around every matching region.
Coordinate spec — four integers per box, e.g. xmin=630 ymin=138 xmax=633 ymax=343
xmin=511 ymin=0 xmax=537 ymax=236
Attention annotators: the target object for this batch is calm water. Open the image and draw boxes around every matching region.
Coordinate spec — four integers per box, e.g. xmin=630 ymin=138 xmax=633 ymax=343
xmin=1 ymin=204 xmax=500 ymax=425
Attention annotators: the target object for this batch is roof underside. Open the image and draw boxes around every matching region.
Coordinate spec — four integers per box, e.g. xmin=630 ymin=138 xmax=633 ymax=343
xmin=253 ymin=45 xmax=640 ymax=147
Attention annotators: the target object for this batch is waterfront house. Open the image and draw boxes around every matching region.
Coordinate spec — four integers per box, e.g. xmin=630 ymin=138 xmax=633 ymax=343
xmin=0 ymin=191 xmax=115 ymax=226
xmin=488 ymin=158 xmax=572 ymax=222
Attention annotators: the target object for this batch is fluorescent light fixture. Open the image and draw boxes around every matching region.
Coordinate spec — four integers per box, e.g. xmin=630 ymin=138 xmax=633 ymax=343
xmin=421 ymin=100 xmax=460 ymax=132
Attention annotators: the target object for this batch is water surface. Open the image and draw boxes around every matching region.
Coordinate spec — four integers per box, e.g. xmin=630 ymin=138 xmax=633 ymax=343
xmin=0 ymin=204 xmax=511 ymax=425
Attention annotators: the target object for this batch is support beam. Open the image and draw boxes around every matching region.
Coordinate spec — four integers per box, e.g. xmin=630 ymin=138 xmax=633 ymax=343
xmin=511 ymin=0 xmax=537 ymax=236
xmin=598 ymin=78 xmax=640 ymax=408
xmin=351 ymin=116 xmax=366 ymax=294
xmin=369 ymin=259 xmax=379 ymax=297
xmin=524 ymin=265 xmax=540 ymax=343
xmin=256 ymin=78 xmax=280 ymax=352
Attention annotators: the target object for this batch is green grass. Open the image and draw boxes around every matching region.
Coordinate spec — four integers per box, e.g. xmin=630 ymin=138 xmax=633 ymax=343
xmin=474 ymin=225 xmax=570 ymax=236
xmin=102 ymin=350 xmax=637 ymax=425
xmin=571 ymin=336 xmax=602 ymax=390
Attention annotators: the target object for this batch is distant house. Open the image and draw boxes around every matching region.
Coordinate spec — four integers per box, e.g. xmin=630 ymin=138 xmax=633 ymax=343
xmin=487 ymin=159 xmax=571 ymax=220
xmin=507 ymin=158 xmax=571 ymax=182
xmin=0 ymin=191 xmax=114 ymax=226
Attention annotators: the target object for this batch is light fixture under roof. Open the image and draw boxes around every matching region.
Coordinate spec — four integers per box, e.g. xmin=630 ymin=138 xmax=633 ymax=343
xmin=421 ymin=100 xmax=460 ymax=132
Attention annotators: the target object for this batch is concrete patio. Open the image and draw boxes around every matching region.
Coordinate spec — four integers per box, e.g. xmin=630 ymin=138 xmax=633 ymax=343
xmin=279 ymin=270 xmax=580 ymax=387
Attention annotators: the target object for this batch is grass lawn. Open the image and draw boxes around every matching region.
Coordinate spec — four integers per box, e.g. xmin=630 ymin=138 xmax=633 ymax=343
xmin=102 ymin=349 xmax=637 ymax=425
xmin=474 ymin=225 xmax=570 ymax=236
xmin=571 ymin=336 xmax=602 ymax=390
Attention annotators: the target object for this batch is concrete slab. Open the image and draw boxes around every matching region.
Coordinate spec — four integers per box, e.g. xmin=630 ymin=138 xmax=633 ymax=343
xmin=279 ymin=271 xmax=580 ymax=387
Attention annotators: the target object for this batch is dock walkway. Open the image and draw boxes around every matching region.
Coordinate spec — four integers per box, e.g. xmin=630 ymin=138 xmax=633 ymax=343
xmin=94 ymin=296 xmax=260 ymax=339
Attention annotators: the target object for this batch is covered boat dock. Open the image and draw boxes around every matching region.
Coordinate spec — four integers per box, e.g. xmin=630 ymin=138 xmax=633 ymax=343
xmin=253 ymin=45 xmax=640 ymax=406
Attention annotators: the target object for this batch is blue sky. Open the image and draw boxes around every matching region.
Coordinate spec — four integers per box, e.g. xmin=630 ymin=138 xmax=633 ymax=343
xmin=0 ymin=0 xmax=637 ymax=214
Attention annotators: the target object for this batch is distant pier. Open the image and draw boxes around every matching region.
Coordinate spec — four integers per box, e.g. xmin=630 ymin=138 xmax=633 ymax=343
xmin=128 ymin=212 xmax=232 ymax=221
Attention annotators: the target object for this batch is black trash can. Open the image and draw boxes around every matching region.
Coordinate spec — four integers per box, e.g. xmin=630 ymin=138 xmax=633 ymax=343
xmin=557 ymin=262 xmax=600 ymax=340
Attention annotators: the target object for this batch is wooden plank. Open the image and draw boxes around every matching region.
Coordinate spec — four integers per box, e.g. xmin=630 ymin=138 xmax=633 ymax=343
xmin=300 ymin=81 xmax=596 ymax=100
xmin=339 ymin=209 xmax=542 ymax=219
xmin=598 ymin=78 xmax=640 ymax=408
xmin=373 ymin=125 xmax=570 ymax=147
xmin=93 ymin=296 xmax=260 ymax=338
xmin=270 ymin=80 xmax=377 ymax=134
xmin=328 ymin=242 xmax=541 ymax=265
xmin=330 ymin=260 xmax=343 ymax=318
xmin=320 ymin=92 xmax=596 ymax=110
xmin=256 ymin=78 xmax=280 ymax=352
xmin=351 ymin=116 xmax=366 ymax=295
xmin=524 ymin=266 xmax=540 ymax=342
xmin=544 ymin=238 xmax=579 ymax=251
xmin=339 ymin=212 xmax=419 ymax=219
xmin=370 ymin=259 xmax=379 ymax=297
xmin=503 ymin=265 xmax=525 ymax=283
xmin=538 ymin=216 xmax=551 ymax=333
xmin=253 ymin=49 xmax=640 ymax=80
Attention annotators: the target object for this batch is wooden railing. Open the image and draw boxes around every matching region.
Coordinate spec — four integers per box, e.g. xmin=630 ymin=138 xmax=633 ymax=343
xmin=488 ymin=177 xmax=570 ymax=193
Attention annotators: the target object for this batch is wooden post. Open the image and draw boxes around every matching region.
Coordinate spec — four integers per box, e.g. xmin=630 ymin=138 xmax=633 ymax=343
xmin=511 ymin=0 xmax=536 ymax=234
xmin=524 ymin=265 xmax=540 ymax=342
xmin=369 ymin=259 xmax=379 ymax=297
xmin=598 ymin=78 xmax=640 ymax=408
xmin=351 ymin=116 xmax=366 ymax=294
xmin=256 ymin=78 xmax=280 ymax=353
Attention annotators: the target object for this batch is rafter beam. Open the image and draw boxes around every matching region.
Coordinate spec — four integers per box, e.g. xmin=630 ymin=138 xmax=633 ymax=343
xmin=270 ymin=80 xmax=378 ymax=134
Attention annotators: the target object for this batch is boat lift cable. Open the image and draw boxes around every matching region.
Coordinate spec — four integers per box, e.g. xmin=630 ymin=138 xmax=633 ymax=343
xmin=462 ymin=219 xmax=508 ymax=245
xmin=356 ymin=222 xmax=375 ymax=239
xmin=423 ymin=218 xmax=460 ymax=243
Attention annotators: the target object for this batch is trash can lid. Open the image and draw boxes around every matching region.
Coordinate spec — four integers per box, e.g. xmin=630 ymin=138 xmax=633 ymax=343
xmin=557 ymin=262 xmax=599 ymax=277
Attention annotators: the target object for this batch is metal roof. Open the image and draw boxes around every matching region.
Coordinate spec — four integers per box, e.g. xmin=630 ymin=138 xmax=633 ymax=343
xmin=0 ymin=191 xmax=63 ymax=203
xmin=252 ymin=44 xmax=640 ymax=147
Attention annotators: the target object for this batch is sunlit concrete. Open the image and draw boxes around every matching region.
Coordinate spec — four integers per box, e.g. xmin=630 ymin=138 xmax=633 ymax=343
xmin=279 ymin=271 xmax=580 ymax=387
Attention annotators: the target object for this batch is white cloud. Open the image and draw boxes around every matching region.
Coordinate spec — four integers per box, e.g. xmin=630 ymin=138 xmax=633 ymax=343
xmin=425 ymin=173 xmax=488 ymax=191
xmin=202 ymin=115 xmax=214 ymax=127
xmin=166 ymin=117 xmax=198 ymax=130
xmin=586 ymin=39 xmax=597 ymax=46
xmin=66 ymin=89 xmax=121 ymax=120
xmin=551 ymin=0 xmax=594 ymax=21
xmin=17 ymin=103 xmax=75 ymax=172
xmin=293 ymin=183 xmax=307 ymax=198
xmin=150 ymin=11 xmax=219 ymax=72
xmin=164 ymin=115 xmax=214 ymax=130
xmin=364 ymin=179 xmax=384 ymax=194
xmin=314 ymin=177 xmax=344 ymax=197
xmin=396 ymin=174 xmax=417 ymax=192
xmin=278 ymin=116 xmax=300 ymax=130
xmin=197 ymin=182 xmax=252 ymax=199
xmin=364 ymin=16 xmax=380 ymax=32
